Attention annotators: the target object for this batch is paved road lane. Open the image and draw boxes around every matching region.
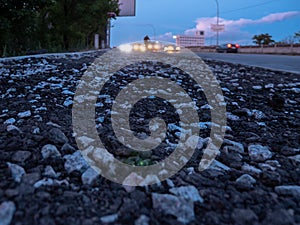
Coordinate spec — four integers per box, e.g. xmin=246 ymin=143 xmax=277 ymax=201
xmin=196 ymin=53 xmax=300 ymax=74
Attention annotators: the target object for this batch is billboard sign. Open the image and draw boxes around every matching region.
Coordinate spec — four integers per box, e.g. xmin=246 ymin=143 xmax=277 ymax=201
xmin=211 ymin=24 xmax=225 ymax=32
xmin=118 ymin=0 xmax=136 ymax=16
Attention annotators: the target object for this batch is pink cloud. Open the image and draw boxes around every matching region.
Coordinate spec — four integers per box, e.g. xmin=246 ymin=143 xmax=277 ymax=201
xmin=257 ymin=11 xmax=300 ymax=23
xmin=154 ymin=32 xmax=173 ymax=42
xmin=183 ymin=11 xmax=300 ymax=44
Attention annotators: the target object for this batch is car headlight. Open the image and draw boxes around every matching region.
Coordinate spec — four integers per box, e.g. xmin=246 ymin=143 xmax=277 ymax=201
xmin=140 ymin=45 xmax=146 ymax=52
xmin=119 ymin=44 xmax=132 ymax=52
xmin=168 ymin=46 xmax=175 ymax=51
xmin=133 ymin=44 xmax=140 ymax=51
xmin=154 ymin=44 xmax=161 ymax=50
xmin=147 ymin=44 xmax=153 ymax=50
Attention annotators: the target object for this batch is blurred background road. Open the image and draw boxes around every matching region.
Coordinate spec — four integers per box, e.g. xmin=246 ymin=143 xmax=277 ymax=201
xmin=196 ymin=53 xmax=300 ymax=74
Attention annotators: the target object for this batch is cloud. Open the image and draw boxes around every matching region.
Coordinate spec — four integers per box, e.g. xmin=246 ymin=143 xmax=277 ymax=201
xmin=258 ymin=11 xmax=300 ymax=23
xmin=182 ymin=11 xmax=300 ymax=44
xmin=154 ymin=32 xmax=174 ymax=42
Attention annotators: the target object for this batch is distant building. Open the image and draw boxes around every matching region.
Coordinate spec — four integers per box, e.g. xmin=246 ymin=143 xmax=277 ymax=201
xmin=174 ymin=30 xmax=205 ymax=47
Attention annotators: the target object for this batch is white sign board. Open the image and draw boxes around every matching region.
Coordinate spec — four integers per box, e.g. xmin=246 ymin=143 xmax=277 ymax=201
xmin=118 ymin=0 xmax=136 ymax=16
xmin=211 ymin=24 xmax=225 ymax=32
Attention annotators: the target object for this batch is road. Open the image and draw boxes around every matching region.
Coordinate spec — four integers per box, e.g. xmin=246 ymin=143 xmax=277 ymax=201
xmin=196 ymin=52 xmax=300 ymax=74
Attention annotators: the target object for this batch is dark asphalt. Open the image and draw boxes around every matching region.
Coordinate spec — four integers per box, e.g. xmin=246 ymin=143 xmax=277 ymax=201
xmin=196 ymin=52 xmax=300 ymax=74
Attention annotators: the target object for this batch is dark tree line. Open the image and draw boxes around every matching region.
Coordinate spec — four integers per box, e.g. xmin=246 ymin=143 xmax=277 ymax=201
xmin=252 ymin=33 xmax=275 ymax=46
xmin=0 ymin=0 xmax=119 ymax=56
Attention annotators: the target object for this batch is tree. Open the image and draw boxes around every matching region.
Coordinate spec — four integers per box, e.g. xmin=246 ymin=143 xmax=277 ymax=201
xmin=252 ymin=33 xmax=275 ymax=46
xmin=294 ymin=31 xmax=300 ymax=43
xmin=0 ymin=0 xmax=51 ymax=56
xmin=41 ymin=0 xmax=119 ymax=50
xmin=0 ymin=0 xmax=120 ymax=56
xmin=276 ymin=35 xmax=295 ymax=45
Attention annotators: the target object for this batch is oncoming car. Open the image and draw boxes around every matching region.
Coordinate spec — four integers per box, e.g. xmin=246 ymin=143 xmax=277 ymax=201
xmin=216 ymin=43 xmax=240 ymax=53
xmin=118 ymin=41 xmax=181 ymax=53
xmin=163 ymin=44 xmax=181 ymax=53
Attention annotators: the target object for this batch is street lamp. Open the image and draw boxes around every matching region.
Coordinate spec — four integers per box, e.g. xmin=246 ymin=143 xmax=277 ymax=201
xmin=107 ymin=12 xmax=116 ymax=48
xmin=145 ymin=24 xmax=156 ymax=41
xmin=215 ymin=0 xmax=219 ymax=46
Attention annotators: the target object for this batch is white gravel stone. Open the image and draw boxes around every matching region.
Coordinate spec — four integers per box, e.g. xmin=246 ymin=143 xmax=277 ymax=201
xmin=223 ymin=139 xmax=244 ymax=154
xmin=292 ymin=88 xmax=300 ymax=94
xmin=81 ymin=167 xmax=99 ymax=185
xmin=77 ymin=136 xmax=95 ymax=148
xmin=0 ymin=201 xmax=16 ymax=225
xmin=241 ymin=163 xmax=262 ymax=176
xmin=4 ymin=118 xmax=16 ymax=125
xmin=266 ymin=160 xmax=281 ymax=168
xmin=275 ymin=185 xmax=300 ymax=198
xmin=265 ymin=83 xmax=274 ymax=89
xmin=100 ymin=214 xmax=118 ymax=224
xmin=34 ymin=178 xmax=55 ymax=188
xmin=186 ymin=167 xmax=195 ymax=174
xmin=288 ymin=155 xmax=300 ymax=163
xmin=166 ymin=179 xmax=175 ymax=188
xmin=139 ymin=175 xmax=161 ymax=186
xmin=257 ymin=122 xmax=266 ymax=127
xmin=135 ymin=215 xmax=150 ymax=225
xmin=236 ymin=174 xmax=256 ymax=187
xmin=17 ymin=110 xmax=31 ymax=118
xmin=63 ymin=99 xmax=73 ymax=107
xmin=32 ymin=127 xmax=40 ymax=134
xmin=46 ymin=121 xmax=61 ymax=128
xmin=248 ymin=144 xmax=273 ymax=162
xmin=41 ymin=144 xmax=61 ymax=159
xmin=62 ymin=89 xmax=74 ymax=95
xmin=227 ymin=112 xmax=240 ymax=121
xmin=152 ymin=193 xmax=194 ymax=223
xmin=221 ymin=87 xmax=231 ymax=93
xmin=6 ymin=125 xmax=21 ymax=132
xmin=7 ymin=162 xmax=25 ymax=183
xmin=64 ymin=151 xmax=89 ymax=174
xmin=43 ymin=166 xmax=58 ymax=178
xmin=34 ymin=178 xmax=69 ymax=188
xmin=122 ymin=172 xmax=144 ymax=192
xmin=258 ymin=163 xmax=276 ymax=171
xmin=48 ymin=128 xmax=68 ymax=144
xmin=199 ymin=122 xmax=209 ymax=130
xmin=170 ymin=186 xmax=204 ymax=203
xmin=252 ymin=85 xmax=262 ymax=90
xmin=12 ymin=151 xmax=31 ymax=163
xmin=209 ymin=160 xmax=230 ymax=171
xmin=250 ymin=110 xmax=266 ymax=120
xmin=201 ymin=104 xmax=213 ymax=110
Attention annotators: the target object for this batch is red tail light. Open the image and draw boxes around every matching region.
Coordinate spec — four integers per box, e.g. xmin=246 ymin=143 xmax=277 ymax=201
xmin=235 ymin=44 xmax=240 ymax=48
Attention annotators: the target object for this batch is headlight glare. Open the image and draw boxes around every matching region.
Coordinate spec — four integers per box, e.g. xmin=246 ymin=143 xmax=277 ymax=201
xmin=119 ymin=44 xmax=132 ymax=52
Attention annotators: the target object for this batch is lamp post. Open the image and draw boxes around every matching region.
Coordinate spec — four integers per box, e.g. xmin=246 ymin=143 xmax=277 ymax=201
xmin=107 ymin=12 xmax=116 ymax=48
xmin=215 ymin=0 xmax=219 ymax=46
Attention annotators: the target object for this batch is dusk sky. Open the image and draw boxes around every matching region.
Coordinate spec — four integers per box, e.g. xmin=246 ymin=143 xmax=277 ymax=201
xmin=111 ymin=0 xmax=300 ymax=46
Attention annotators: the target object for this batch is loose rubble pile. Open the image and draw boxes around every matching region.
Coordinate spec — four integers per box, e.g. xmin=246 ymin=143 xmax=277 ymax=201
xmin=0 ymin=51 xmax=299 ymax=225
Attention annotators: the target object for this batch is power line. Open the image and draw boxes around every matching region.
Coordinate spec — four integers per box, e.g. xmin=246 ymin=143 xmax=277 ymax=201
xmin=220 ymin=0 xmax=280 ymax=15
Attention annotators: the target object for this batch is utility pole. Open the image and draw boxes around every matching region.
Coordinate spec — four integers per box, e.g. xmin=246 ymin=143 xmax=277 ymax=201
xmin=107 ymin=12 xmax=116 ymax=48
xmin=106 ymin=18 xmax=111 ymax=48
xmin=146 ymin=24 xmax=156 ymax=41
xmin=215 ymin=0 xmax=219 ymax=46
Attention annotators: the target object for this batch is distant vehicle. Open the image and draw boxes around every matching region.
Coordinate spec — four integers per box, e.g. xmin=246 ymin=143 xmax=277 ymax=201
xmin=163 ymin=44 xmax=181 ymax=53
xmin=216 ymin=43 xmax=240 ymax=53
xmin=119 ymin=41 xmax=181 ymax=53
